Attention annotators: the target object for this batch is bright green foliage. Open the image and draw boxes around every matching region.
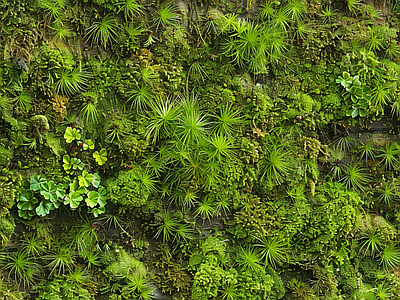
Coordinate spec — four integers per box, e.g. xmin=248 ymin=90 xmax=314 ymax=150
xmin=237 ymin=268 xmax=274 ymax=300
xmin=118 ymin=0 xmax=143 ymax=22
xmin=38 ymin=0 xmax=68 ymax=20
xmin=153 ymin=4 xmax=179 ymax=31
xmin=379 ymin=245 xmax=400 ymax=270
xmin=260 ymin=146 xmax=292 ymax=185
xmin=127 ymin=83 xmax=153 ymax=111
xmin=93 ymin=148 xmax=108 ymax=166
xmin=359 ymin=229 xmax=383 ymax=257
xmin=358 ymin=141 xmax=376 ymax=163
xmin=106 ymin=165 xmax=157 ymax=210
xmin=211 ymin=104 xmax=242 ymax=137
xmin=55 ymin=67 xmax=89 ymax=96
xmin=341 ymin=163 xmax=371 ymax=192
xmin=78 ymin=171 xmax=95 ymax=188
xmin=297 ymin=182 xmax=362 ymax=252
xmin=222 ymin=21 xmax=287 ymax=73
xmin=85 ymin=14 xmax=120 ymax=48
xmin=377 ymin=142 xmax=400 ymax=170
xmin=35 ymin=274 xmax=94 ymax=300
xmin=336 ymin=72 xmax=371 ymax=118
xmin=17 ymin=176 xmax=64 ymax=219
xmin=236 ymin=246 xmax=262 ymax=271
xmin=82 ymin=139 xmax=94 ymax=151
xmin=64 ymin=127 xmax=81 ymax=143
xmin=154 ymin=210 xmax=179 ymax=242
xmin=63 ymin=155 xmax=83 ymax=174
xmin=45 ymin=245 xmax=75 ymax=276
xmin=254 ymin=236 xmax=287 ymax=268
xmin=192 ymin=257 xmax=227 ymax=300
xmin=146 ymin=97 xmax=180 ymax=143
xmin=3 ymin=250 xmax=39 ymax=289
xmin=103 ymin=250 xmax=151 ymax=299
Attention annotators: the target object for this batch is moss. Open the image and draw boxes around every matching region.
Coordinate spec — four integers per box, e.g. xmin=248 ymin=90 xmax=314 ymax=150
xmin=0 ymin=145 xmax=13 ymax=167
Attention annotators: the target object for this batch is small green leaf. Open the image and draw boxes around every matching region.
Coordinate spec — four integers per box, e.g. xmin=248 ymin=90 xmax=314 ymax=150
xmin=83 ymin=139 xmax=94 ymax=150
xmin=98 ymin=186 xmax=107 ymax=207
xmin=18 ymin=209 xmax=35 ymax=220
xmin=78 ymin=171 xmax=94 ymax=187
xmin=92 ymin=173 xmax=101 ymax=188
xmin=359 ymin=108 xmax=368 ymax=117
xmin=36 ymin=200 xmax=55 ymax=217
xmin=93 ymin=148 xmax=107 ymax=166
xmin=40 ymin=181 xmax=58 ymax=201
xmin=64 ymin=191 xmax=83 ymax=209
xmin=86 ymin=191 xmax=99 ymax=208
xmin=30 ymin=175 xmax=46 ymax=192
xmin=351 ymin=108 xmax=359 ymax=118
xmin=64 ymin=127 xmax=81 ymax=143
xmin=18 ymin=190 xmax=38 ymax=210
xmin=89 ymin=206 xmax=106 ymax=217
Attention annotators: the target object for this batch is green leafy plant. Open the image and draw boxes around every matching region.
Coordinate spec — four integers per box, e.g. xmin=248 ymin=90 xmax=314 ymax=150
xmin=320 ymin=5 xmax=336 ymax=23
xmin=45 ymin=245 xmax=75 ymax=277
xmin=85 ymin=14 xmax=120 ymax=48
xmin=377 ymin=142 xmax=400 ymax=170
xmin=127 ymin=83 xmax=153 ymax=111
xmin=154 ymin=210 xmax=179 ymax=243
xmin=3 ymin=250 xmax=40 ymax=288
xmin=64 ymin=127 xmax=81 ymax=143
xmin=194 ymin=197 xmax=216 ymax=221
xmin=236 ymin=246 xmax=262 ymax=271
xmin=118 ymin=0 xmax=143 ymax=21
xmin=206 ymin=134 xmax=234 ymax=162
xmin=358 ymin=141 xmax=376 ymax=163
xmin=93 ymin=148 xmax=108 ymax=166
xmin=260 ymin=146 xmax=292 ymax=184
xmin=284 ymin=0 xmax=305 ymax=22
xmin=62 ymin=155 xmax=83 ymax=174
xmin=39 ymin=0 xmax=67 ymax=20
xmin=379 ymin=244 xmax=400 ymax=270
xmin=176 ymin=100 xmax=209 ymax=146
xmin=377 ymin=181 xmax=398 ymax=206
xmin=341 ymin=163 xmax=370 ymax=192
xmin=80 ymin=101 xmax=99 ymax=125
xmin=211 ymin=104 xmax=242 ymax=137
xmin=254 ymin=236 xmax=287 ymax=268
xmin=359 ymin=229 xmax=383 ymax=257
xmin=13 ymin=90 xmax=32 ymax=112
xmin=153 ymin=4 xmax=179 ymax=31
xmin=55 ymin=67 xmax=89 ymax=96
xmin=146 ymin=97 xmax=180 ymax=143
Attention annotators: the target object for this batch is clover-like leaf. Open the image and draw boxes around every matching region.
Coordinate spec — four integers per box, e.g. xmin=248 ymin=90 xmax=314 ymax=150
xmin=64 ymin=191 xmax=83 ymax=209
xmin=18 ymin=190 xmax=38 ymax=210
xmin=98 ymin=186 xmax=107 ymax=207
xmin=30 ymin=175 xmax=46 ymax=192
xmin=86 ymin=191 xmax=99 ymax=208
xmin=83 ymin=139 xmax=94 ymax=150
xmin=21 ymin=179 xmax=30 ymax=189
xmin=92 ymin=173 xmax=101 ymax=188
xmin=40 ymin=180 xmax=58 ymax=202
xmin=69 ymin=179 xmax=86 ymax=194
xmin=18 ymin=209 xmax=36 ymax=220
xmin=64 ymin=127 xmax=81 ymax=143
xmin=93 ymin=148 xmax=107 ymax=166
xmin=36 ymin=199 xmax=55 ymax=217
xmin=63 ymin=155 xmax=83 ymax=174
xmin=78 ymin=171 xmax=95 ymax=187
xmin=89 ymin=206 xmax=106 ymax=218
